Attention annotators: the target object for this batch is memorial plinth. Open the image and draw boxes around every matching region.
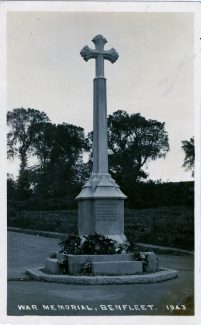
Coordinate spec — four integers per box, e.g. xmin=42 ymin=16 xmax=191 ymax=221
xmin=76 ymin=173 xmax=126 ymax=242
xmin=76 ymin=35 xmax=127 ymax=243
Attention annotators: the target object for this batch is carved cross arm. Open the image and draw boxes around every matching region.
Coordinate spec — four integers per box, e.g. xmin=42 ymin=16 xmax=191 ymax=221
xmin=80 ymin=45 xmax=98 ymax=62
xmin=103 ymin=48 xmax=119 ymax=64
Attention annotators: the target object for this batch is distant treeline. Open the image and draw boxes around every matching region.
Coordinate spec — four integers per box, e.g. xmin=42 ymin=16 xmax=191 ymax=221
xmin=7 ymin=108 xmax=194 ymax=213
xmin=8 ymin=181 xmax=194 ymax=213
xmin=125 ymin=180 xmax=194 ymax=209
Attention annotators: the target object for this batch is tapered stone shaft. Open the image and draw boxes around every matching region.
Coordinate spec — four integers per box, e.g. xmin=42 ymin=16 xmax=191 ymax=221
xmin=93 ymin=77 xmax=108 ymax=173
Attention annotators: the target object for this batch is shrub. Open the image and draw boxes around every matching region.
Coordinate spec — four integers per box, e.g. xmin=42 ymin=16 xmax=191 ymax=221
xmin=59 ymin=234 xmax=81 ymax=254
xmin=59 ymin=233 xmax=132 ymax=255
xmin=80 ymin=262 xmax=92 ymax=275
xmin=80 ymin=234 xmax=121 ymax=255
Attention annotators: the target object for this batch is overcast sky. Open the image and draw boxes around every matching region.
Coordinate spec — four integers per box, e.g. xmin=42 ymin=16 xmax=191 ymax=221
xmin=7 ymin=11 xmax=194 ymax=182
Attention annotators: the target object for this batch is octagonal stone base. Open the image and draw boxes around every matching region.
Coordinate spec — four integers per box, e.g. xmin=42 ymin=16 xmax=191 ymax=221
xmin=46 ymin=251 xmax=159 ymax=275
xmin=45 ymin=253 xmax=145 ymax=275
xmin=37 ymin=251 xmax=179 ymax=284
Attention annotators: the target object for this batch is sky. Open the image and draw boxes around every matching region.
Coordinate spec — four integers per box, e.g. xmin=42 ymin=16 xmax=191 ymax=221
xmin=7 ymin=11 xmax=194 ymax=182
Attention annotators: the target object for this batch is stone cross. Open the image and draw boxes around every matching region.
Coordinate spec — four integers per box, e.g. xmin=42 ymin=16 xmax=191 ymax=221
xmin=80 ymin=35 xmax=119 ymax=174
xmin=80 ymin=34 xmax=119 ymax=78
xmin=77 ymin=35 xmax=126 ymax=243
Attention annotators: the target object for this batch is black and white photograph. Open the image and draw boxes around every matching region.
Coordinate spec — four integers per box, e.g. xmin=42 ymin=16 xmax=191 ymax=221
xmin=0 ymin=1 xmax=201 ymax=325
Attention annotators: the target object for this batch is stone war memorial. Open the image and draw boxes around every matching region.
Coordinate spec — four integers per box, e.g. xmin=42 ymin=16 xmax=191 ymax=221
xmin=77 ymin=34 xmax=127 ymax=244
xmin=27 ymin=35 xmax=178 ymax=284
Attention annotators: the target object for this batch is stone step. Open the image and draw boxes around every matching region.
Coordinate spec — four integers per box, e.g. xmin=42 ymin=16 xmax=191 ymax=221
xmin=44 ymin=258 xmax=61 ymax=274
xmin=63 ymin=253 xmax=135 ymax=274
xmin=91 ymin=261 xmax=143 ymax=275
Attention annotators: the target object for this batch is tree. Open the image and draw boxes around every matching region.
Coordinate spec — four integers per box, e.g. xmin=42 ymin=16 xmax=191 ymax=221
xmin=31 ymin=122 xmax=89 ymax=205
xmin=7 ymin=108 xmax=90 ymax=207
xmin=107 ymin=110 xmax=169 ymax=194
xmin=181 ymin=137 xmax=194 ymax=177
xmin=7 ymin=108 xmax=50 ymax=165
xmin=7 ymin=108 xmax=50 ymax=198
xmin=7 ymin=173 xmax=16 ymax=200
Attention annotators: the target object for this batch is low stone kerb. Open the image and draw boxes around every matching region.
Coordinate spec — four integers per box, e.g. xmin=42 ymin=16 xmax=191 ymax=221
xmin=26 ymin=267 xmax=179 ymax=285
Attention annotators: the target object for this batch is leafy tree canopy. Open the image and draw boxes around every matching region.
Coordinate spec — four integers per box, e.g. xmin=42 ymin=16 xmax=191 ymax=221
xmin=29 ymin=122 xmax=89 ymax=200
xmin=32 ymin=122 xmax=88 ymax=168
xmin=7 ymin=107 xmax=50 ymax=167
xmin=181 ymin=137 xmax=194 ymax=177
xmin=7 ymin=108 xmax=50 ymax=199
xmin=107 ymin=110 xmax=169 ymax=192
xmin=7 ymin=108 xmax=89 ymax=202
